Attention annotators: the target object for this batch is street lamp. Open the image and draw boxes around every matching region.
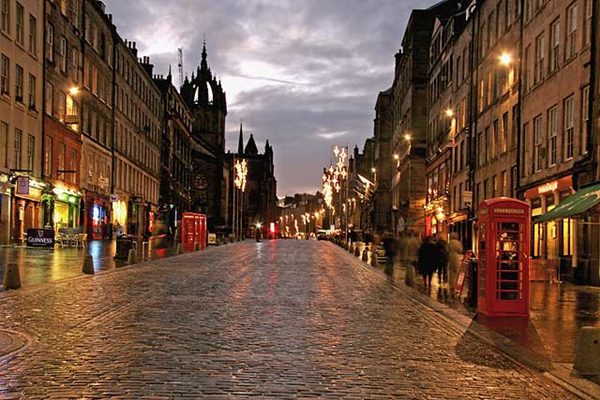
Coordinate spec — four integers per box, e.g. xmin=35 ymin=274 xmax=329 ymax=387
xmin=499 ymin=52 xmax=513 ymax=66
xmin=233 ymin=158 xmax=248 ymax=240
xmin=68 ymin=86 xmax=80 ymax=96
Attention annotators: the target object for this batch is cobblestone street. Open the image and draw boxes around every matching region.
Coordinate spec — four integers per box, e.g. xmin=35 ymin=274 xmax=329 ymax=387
xmin=0 ymin=241 xmax=579 ymax=398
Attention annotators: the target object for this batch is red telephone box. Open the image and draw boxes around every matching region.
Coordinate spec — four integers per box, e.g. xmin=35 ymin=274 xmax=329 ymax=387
xmin=181 ymin=212 xmax=207 ymax=252
xmin=477 ymin=198 xmax=530 ymax=318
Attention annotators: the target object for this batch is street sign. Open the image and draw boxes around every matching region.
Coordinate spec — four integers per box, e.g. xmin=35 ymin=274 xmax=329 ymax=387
xmin=208 ymin=233 xmax=217 ymax=245
xmin=16 ymin=176 xmax=29 ymax=195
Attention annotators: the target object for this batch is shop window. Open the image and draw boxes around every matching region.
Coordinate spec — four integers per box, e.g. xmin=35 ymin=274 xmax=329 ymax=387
xmin=65 ymin=94 xmax=79 ymax=131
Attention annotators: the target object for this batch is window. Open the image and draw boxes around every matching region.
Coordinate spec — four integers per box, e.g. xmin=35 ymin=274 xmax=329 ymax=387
xmin=564 ymin=95 xmax=574 ymax=159
xmin=549 ymin=19 xmax=560 ymax=73
xmin=28 ymin=73 xmax=35 ymax=109
xmin=59 ymin=36 xmax=67 ymax=72
xmin=45 ymin=82 xmax=53 ymax=115
xmin=501 ymin=171 xmax=507 ymax=196
xmin=1 ymin=0 xmax=9 ymax=34
xmin=44 ymin=135 xmax=52 ymax=177
xmin=14 ymin=128 xmax=22 ymax=169
xmin=69 ymin=149 xmax=77 ymax=184
xmin=505 ymin=0 xmax=511 ymax=29
xmin=15 ymin=64 xmax=23 ymax=101
xmin=26 ymin=134 xmax=34 ymax=172
xmin=479 ymin=132 xmax=485 ymax=165
xmin=15 ymin=2 xmax=23 ymax=45
xmin=534 ymin=115 xmax=543 ymax=172
xmin=46 ymin=23 xmax=54 ymax=62
xmin=582 ymin=86 xmax=589 ymax=154
xmin=502 ymin=112 xmax=509 ymax=153
xmin=28 ymin=15 xmax=36 ymax=54
xmin=65 ymin=94 xmax=79 ymax=131
xmin=58 ymin=143 xmax=65 ymax=175
xmin=548 ymin=106 xmax=558 ymax=166
xmin=492 ymin=120 xmax=499 ymax=158
xmin=493 ymin=175 xmax=498 ymax=197
xmin=534 ymin=33 xmax=545 ymax=84
xmin=57 ymin=91 xmax=66 ymax=122
xmin=60 ymin=0 xmax=67 ymax=15
xmin=566 ymin=3 xmax=577 ymax=60
xmin=523 ymin=122 xmax=530 ymax=174
xmin=524 ymin=45 xmax=532 ymax=90
xmin=1 ymin=54 xmax=9 ymax=94
xmin=0 ymin=121 xmax=7 ymax=167
xmin=485 ymin=126 xmax=490 ymax=163
xmin=584 ymin=0 xmax=592 ymax=47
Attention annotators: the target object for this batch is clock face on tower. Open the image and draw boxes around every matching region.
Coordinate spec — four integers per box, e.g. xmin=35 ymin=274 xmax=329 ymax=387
xmin=194 ymin=173 xmax=208 ymax=190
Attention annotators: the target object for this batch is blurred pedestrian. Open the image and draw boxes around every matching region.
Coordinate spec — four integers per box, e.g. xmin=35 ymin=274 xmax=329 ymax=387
xmin=448 ymin=233 xmax=463 ymax=292
xmin=404 ymin=230 xmax=420 ymax=286
xmin=434 ymin=234 xmax=449 ymax=285
xmin=382 ymin=232 xmax=399 ymax=276
xmin=418 ymin=236 xmax=436 ymax=289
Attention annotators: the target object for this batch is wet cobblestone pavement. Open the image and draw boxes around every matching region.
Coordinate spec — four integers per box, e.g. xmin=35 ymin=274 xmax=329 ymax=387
xmin=0 ymin=241 xmax=578 ymax=398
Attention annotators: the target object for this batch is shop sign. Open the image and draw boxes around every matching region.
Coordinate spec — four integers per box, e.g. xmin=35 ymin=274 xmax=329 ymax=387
xmin=208 ymin=233 xmax=217 ymax=244
xmin=16 ymin=176 xmax=29 ymax=195
xmin=525 ymin=176 xmax=572 ymax=199
xmin=463 ymin=191 xmax=473 ymax=206
xmin=110 ymin=194 xmax=119 ymax=202
xmin=26 ymin=229 xmax=55 ymax=248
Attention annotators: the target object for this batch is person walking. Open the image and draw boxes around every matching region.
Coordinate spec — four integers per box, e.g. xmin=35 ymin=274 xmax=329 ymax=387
xmin=434 ymin=234 xmax=449 ymax=285
xmin=447 ymin=233 xmax=464 ymax=292
xmin=404 ymin=230 xmax=420 ymax=286
xmin=418 ymin=236 xmax=436 ymax=289
xmin=382 ymin=232 xmax=399 ymax=277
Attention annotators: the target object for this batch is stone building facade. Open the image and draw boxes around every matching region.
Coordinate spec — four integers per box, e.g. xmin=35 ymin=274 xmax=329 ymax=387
xmin=112 ymin=38 xmax=161 ymax=240
xmin=0 ymin=0 xmax=43 ymax=243
xmin=43 ymin=0 xmax=83 ymax=239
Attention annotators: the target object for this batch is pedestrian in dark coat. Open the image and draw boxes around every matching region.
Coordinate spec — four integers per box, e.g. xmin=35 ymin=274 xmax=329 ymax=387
xmin=418 ymin=237 xmax=437 ymax=289
xmin=434 ymin=234 xmax=449 ymax=285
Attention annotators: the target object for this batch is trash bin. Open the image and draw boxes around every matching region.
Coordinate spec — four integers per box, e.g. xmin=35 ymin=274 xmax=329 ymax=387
xmin=115 ymin=235 xmax=134 ymax=260
xmin=467 ymin=258 xmax=478 ymax=308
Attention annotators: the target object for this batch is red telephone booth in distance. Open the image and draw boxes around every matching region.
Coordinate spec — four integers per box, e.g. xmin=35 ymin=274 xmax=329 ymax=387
xmin=477 ymin=198 xmax=530 ymax=318
xmin=181 ymin=212 xmax=207 ymax=252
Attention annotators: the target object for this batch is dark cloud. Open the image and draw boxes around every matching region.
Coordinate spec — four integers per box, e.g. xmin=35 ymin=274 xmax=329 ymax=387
xmin=104 ymin=0 xmax=437 ymax=196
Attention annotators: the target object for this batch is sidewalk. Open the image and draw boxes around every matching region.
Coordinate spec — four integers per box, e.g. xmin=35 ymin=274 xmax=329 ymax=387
xmin=349 ymin=241 xmax=600 ymax=393
xmin=0 ymin=240 xmax=126 ymax=288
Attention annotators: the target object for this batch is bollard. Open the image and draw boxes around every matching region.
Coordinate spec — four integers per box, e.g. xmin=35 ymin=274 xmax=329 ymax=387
xmin=2 ymin=264 xmax=21 ymax=290
xmin=371 ymin=251 xmax=379 ymax=267
xmin=362 ymin=247 xmax=369 ymax=262
xmin=354 ymin=245 xmax=361 ymax=257
xmin=127 ymin=249 xmax=137 ymax=265
xmin=194 ymin=242 xmax=200 ymax=251
xmin=348 ymin=243 xmax=354 ymax=254
xmin=574 ymin=327 xmax=600 ymax=376
xmin=176 ymin=243 xmax=182 ymax=254
xmin=82 ymin=255 xmax=95 ymax=275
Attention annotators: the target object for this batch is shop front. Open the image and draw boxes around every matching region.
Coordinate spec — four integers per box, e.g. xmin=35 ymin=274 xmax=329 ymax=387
xmin=536 ymin=181 xmax=600 ymax=286
xmin=52 ymin=187 xmax=82 ymax=232
xmin=524 ymin=176 xmax=574 ymax=282
xmin=12 ymin=178 xmax=45 ymax=244
xmin=424 ymin=196 xmax=449 ymax=238
xmin=84 ymin=192 xmax=111 ymax=241
xmin=112 ymin=197 xmax=127 ymax=237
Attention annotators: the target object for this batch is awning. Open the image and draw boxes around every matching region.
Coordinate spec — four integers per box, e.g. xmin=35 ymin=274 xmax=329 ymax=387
xmin=536 ymin=183 xmax=600 ymax=222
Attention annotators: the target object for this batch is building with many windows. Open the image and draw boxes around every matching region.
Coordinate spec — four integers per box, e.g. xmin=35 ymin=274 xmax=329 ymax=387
xmin=43 ymin=0 xmax=83 ymax=238
xmin=0 ymin=0 xmax=43 ymax=244
xmin=112 ymin=38 xmax=161 ymax=240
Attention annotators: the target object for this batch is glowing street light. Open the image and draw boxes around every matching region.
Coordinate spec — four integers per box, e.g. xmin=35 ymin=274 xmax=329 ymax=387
xmin=499 ymin=52 xmax=513 ymax=66
xmin=68 ymin=86 xmax=80 ymax=96
xmin=445 ymin=108 xmax=455 ymax=118
xmin=404 ymin=133 xmax=412 ymax=142
xmin=393 ymin=154 xmax=399 ymax=160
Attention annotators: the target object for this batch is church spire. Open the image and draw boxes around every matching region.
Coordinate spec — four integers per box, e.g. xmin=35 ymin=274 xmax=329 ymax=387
xmin=201 ymin=40 xmax=208 ymax=71
xmin=238 ymin=122 xmax=244 ymax=155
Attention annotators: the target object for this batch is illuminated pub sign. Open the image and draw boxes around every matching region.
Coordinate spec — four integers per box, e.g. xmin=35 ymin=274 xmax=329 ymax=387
xmin=26 ymin=229 xmax=55 ymax=248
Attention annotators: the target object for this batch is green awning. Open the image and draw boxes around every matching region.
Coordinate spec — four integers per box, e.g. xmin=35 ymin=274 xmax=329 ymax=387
xmin=536 ymin=183 xmax=600 ymax=222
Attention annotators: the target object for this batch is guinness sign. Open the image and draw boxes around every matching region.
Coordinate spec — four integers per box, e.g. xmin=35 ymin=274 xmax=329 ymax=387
xmin=26 ymin=229 xmax=55 ymax=248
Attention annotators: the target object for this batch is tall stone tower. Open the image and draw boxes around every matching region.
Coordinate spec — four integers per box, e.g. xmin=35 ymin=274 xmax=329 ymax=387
xmin=180 ymin=42 xmax=228 ymax=228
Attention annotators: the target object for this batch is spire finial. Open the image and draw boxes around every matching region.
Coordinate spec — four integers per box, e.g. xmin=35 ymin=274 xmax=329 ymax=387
xmin=201 ymin=37 xmax=208 ymax=70
xmin=237 ymin=121 xmax=244 ymax=155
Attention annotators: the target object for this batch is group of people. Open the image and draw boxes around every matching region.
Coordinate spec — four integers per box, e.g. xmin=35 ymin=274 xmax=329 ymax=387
xmin=396 ymin=231 xmax=464 ymax=291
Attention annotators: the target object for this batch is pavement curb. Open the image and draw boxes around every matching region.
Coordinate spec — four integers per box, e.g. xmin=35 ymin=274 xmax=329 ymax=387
xmin=329 ymin=242 xmax=600 ymax=400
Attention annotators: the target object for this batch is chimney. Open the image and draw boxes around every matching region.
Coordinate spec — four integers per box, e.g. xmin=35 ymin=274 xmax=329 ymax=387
xmin=140 ymin=56 xmax=154 ymax=77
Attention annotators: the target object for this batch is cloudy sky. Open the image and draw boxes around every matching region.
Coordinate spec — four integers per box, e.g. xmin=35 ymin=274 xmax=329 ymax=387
xmin=104 ymin=0 xmax=437 ymax=196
